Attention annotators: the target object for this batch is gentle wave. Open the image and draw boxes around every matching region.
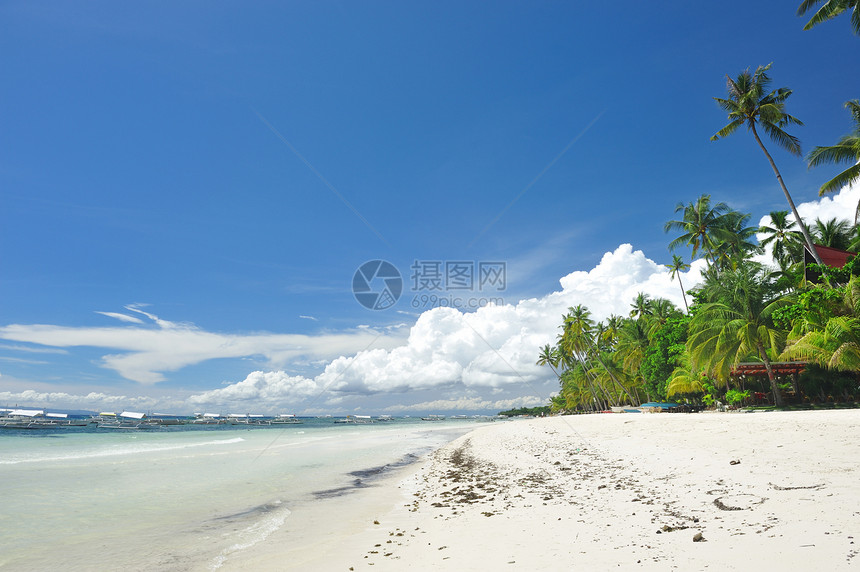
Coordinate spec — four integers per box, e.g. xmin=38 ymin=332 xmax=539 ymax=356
xmin=0 ymin=437 xmax=246 ymax=465
xmin=209 ymin=501 xmax=292 ymax=570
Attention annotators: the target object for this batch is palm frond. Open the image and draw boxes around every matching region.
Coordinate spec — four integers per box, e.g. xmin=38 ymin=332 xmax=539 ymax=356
xmin=802 ymin=0 xmax=847 ymax=30
xmin=761 ymin=121 xmax=802 ymax=155
xmin=712 ymin=120 xmax=744 ymax=141
xmin=819 ymin=162 xmax=860 ymax=195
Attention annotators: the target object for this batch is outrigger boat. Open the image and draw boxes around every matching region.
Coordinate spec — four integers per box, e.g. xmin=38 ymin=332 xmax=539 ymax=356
xmin=271 ymin=414 xmax=302 ymax=425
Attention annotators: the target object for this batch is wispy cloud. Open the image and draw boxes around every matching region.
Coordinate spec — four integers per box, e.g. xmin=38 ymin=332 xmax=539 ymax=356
xmin=0 ymin=356 xmax=49 ymax=365
xmin=95 ymin=311 xmax=145 ymax=324
xmin=299 ymin=315 xmax=318 ymax=321
xmin=0 ymin=344 xmax=68 ymax=355
xmin=0 ymin=308 xmax=406 ymax=385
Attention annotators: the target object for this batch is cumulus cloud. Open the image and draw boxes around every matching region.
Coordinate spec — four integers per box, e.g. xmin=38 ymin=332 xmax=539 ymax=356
xmin=186 ymin=243 xmax=704 ymax=410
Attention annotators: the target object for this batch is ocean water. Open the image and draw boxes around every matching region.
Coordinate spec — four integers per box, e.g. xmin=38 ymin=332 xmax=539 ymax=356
xmin=0 ymin=419 xmax=476 ymax=571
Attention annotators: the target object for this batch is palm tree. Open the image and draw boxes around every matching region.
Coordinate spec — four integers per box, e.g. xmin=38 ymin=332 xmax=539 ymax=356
xmin=614 ymin=318 xmax=651 ymax=375
xmin=648 ymin=298 xmax=680 ymax=328
xmin=629 ymin=293 xmax=653 ymax=320
xmin=600 ymin=315 xmax=624 ymax=349
xmin=667 ymin=255 xmax=691 ymax=313
xmin=560 ymin=306 xmax=638 ymax=406
xmin=665 ymin=195 xmax=733 ymax=262
xmin=711 ymin=63 xmax=825 ymax=267
xmin=812 ymin=217 xmax=853 ymax=250
xmin=688 ymin=262 xmax=790 ymax=406
xmin=797 ymin=0 xmax=860 ymax=35
xmin=782 ymin=316 xmax=860 ymax=371
xmin=710 ymin=210 xmax=762 ymax=270
xmin=559 ymin=306 xmax=605 ymax=408
xmin=759 ymin=210 xmax=805 ymax=267
xmin=807 ymin=100 xmax=860 ymax=222
xmin=666 ymin=360 xmax=706 ymax=398
xmin=536 ymin=344 xmax=561 ymax=380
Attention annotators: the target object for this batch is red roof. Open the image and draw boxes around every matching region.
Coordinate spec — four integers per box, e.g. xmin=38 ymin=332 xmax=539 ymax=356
xmin=730 ymin=362 xmax=807 ymax=376
xmin=813 ymin=244 xmax=853 ymax=268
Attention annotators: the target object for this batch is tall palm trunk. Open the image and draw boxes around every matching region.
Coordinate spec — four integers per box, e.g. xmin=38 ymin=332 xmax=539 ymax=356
xmin=750 ymin=124 xmax=825 ymax=268
xmin=757 ymin=342 xmax=785 ymax=407
xmin=676 ymin=274 xmax=689 ymax=313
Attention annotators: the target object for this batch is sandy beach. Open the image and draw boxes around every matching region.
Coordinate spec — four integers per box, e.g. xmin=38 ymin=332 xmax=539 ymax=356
xmin=252 ymin=409 xmax=860 ymax=571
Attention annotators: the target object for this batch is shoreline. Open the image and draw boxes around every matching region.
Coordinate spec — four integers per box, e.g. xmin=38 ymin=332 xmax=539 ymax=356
xmin=267 ymin=409 xmax=860 ymax=571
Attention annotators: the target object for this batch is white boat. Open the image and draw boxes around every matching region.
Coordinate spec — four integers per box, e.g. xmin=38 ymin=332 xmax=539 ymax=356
xmin=97 ymin=411 xmax=155 ymax=429
xmin=271 ymin=414 xmax=302 ymax=425
xmin=421 ymin=415 xmax=445 ymax=421
xmin=334 ymin=415 xmax=373 ymax=424
xmin=191 ymin=413 xmax=224 ymax=424
xmin=0 ymin=409 xmax=84 ymax=429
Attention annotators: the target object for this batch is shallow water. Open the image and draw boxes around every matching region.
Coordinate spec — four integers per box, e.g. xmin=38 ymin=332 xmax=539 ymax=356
xmin=0 ymin=419 xmax=476 ymax=571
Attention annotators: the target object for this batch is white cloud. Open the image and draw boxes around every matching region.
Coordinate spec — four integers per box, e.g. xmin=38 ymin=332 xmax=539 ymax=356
xmin=185 ymin=243 xmax=705 ymax=410
xmin=0 ymin=311 xmax=405 ymax=384
xmin=0 ymin=390 xmax=157 ymax=410
xmin=95 ymin=311 xmax=145 ymax=324
xmin=0 ymin=344 xmax=68 ymax=354
xmin=796 ymin=178 xmax=860 ymax=224
xmin=384 ymin=395 xmax=547 ymax=413
xmin=187 ymin=371 xmax=320 ymax=407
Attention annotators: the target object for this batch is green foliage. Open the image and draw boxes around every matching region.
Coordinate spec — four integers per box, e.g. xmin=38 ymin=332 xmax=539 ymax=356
xmin=804 ymin=255 xmax=859 ymax=285
xmin=772 ymin=285 xmax=844 ymax=333
xmin=701 ymin=381 xmax=718 ymax=406
xmin=797 ymin=363 xmax=859 ymax=401
xmin=498 ymin=406 xmax=551 ymax=417
xmin=725 ymin=389 xmax=751 ymax=405
xmin=640 ymin=315 xmax=689 ymax=400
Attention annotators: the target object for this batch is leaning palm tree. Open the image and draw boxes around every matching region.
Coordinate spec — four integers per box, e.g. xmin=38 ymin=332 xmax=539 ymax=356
xmin=560 ymin=305 xmax=638 ymax=406
xmin=688 ymin=262 xmax=791 ymax=406
xmin=797 ymin=0 xmax=860 ymax=35
xmin=759 ymin=210 xmax=805 ymax=268
xmin=711 ymin=63 xmax=825 ymax=267
xmin=807 ymin=100 xmax=860 ymax=222
xmin=536 ymin=344 xmax=562 ymax=380
xmin=666 ymin=255 xmax=691 ymax=312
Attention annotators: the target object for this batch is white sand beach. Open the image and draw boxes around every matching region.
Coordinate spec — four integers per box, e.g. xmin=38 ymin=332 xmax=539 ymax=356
xmin=255 ymin=409 xmax=860 ymax=571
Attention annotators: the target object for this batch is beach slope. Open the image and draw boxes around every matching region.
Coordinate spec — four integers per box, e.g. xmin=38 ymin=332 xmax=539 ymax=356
xmin=312 ymin=410 xmax=859 ymax=571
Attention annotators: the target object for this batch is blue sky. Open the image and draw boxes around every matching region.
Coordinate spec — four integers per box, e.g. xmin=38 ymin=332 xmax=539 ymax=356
xmin=1 ymin=1 xmax=858 ymax=414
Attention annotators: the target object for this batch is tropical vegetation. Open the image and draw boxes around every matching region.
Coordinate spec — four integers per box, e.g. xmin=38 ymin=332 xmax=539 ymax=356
xmin=536 ymin=7 xmax=858 ymax=414
xmin=540 ymin=200 xmax=860 ymax=412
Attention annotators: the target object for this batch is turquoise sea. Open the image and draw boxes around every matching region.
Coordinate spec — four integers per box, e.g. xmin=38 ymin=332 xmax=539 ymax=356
xmin=0 ymin=419 xmax=477 ymax=571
